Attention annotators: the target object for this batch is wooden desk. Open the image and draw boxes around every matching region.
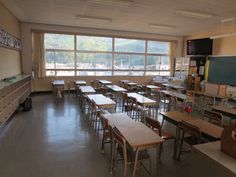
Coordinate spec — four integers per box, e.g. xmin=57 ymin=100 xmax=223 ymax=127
xmin=127 ymin=93 xmax=156 ymax=106
xmin=187 ymin=119 xmax=223 ymax=140
xmin=99 ymin=80 xmax=112 ymax=85
xmin=146 ymin=85 xmax=161 ymax=91
xmin=52 ymin=80 xmax=64 ymax=86
xmin=103 ymin=113 xmax=164 ymax=177
xmin=120 ymin=80 xmax=130 ymax=84
xmin=106 ymin=85 xmax=127 ymax=92
xmin=79 ymin=86 xmax=96 ymax=94
xmin=161 ymin=90 xmax=194 ymax=102
xmin=75 ymin=80 xmax=86 ymax=86
xmin=160 ymin=111 xmax=196 ymax=125
xmin=52 ymin=80 xmax=65 ymax=98
xmin=162 ymin=83 xmax=184 ymax=90
xmin=211 ymin=105 xmax=236 ymax=120
xmin=161 ymin=111 xmax=223 ymax=140
xmin=87 ymin=94 xmax=116 ymax=109
xmin=151 ymin=80 xmax=167 ymax=86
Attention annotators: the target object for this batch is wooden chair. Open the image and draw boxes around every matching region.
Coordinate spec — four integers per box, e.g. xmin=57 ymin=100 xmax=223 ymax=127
xmin=122 ymin=92 xmax=130 ymax=113
xmin=203 ymin=109 xmax=223 ymax=126
xmin=111 ymin=127 xmax=152 ymax=177
xmin=145 ymin=116 xmax=175 ymax=158
xmin=67 ymin=81 xmax=76 ymax=96
xmin=158 ymin=91 xmax=170 ymax=111
xmin=90 ymin=100 xmax=102 ymax=132
xmin=177 ymin=121 xmax=202 ymax=160
xmin=129 ymin=97 xmax=148 ymax=122
xmin=100 ymin=115 xmax=112 ymax=154
xmin=203 ymin=95 xmax=215 ymax=110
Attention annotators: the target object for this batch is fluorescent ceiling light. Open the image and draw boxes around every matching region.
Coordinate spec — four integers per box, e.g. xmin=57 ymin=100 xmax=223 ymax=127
xmin=176 ymin=10 xmax=213 ymax=19
xmin=210 ymin=32 xmax=236 ymax=39
xmin=87 ymin=0 xmax=132 ymax=7
xmin=149 ymin=24 xmax=174 ymax=30
xmin=76 ymin=16 xmax=112 ymax=23
xmin=221 ymin=17 xmax=235 ymax=23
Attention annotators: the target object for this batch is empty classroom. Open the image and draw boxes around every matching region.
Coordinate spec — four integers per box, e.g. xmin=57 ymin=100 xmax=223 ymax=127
xmin=0 ymin=1 xmax=236 ymax=177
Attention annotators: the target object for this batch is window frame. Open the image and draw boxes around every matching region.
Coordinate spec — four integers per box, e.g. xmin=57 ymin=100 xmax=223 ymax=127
xmin=44 ymin=33 xmax=171 ymax=76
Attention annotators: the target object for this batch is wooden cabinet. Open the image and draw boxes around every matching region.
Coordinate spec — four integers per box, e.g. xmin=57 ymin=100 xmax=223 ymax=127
xmin=188 ymin=75 xmax=201 ymax=91
xmin=0 ymin=75 xmax=31 ymax=125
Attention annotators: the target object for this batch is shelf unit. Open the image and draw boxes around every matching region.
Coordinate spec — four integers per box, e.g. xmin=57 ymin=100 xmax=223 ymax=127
xmin=187 ymin=56 xmax=207 ymax=91
xmin=0 ymin=75 xmax=31 ymax=125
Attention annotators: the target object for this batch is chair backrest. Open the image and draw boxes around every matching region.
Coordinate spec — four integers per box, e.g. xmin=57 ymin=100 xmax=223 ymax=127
xmin=67 ymin=81 xmax=75 ymax=89
xmin=203 ymin=109 xmax=223 ymax=126
xmin=179 ymin=121 xmax=201 ymax=143
xmin=129 ymin=97 xmax=138 ymax=109
xmin=100 ymin=116 xmax=110 ymax=131
xmin=145 ymin=116 xmax=162 ymax=136
xmin=112 ymin=127 xmax=127 ymax=157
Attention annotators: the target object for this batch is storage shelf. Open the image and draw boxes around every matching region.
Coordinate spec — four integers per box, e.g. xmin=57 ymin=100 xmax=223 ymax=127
xmin=0 ymin=75 xmax=31 ymax=125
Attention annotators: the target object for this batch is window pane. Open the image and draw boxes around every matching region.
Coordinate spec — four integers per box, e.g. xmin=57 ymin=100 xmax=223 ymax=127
xmin=45 ymin=51 xmax=54 ymax=69
xmin=146 ymin=56 xmax=161 ymax=70
xmin=55 ymin=52 xmax=74 ymax=69
xmin=46 ymin=70 xmax=55 ymax=76
xmin=114 ymin=54 xmax=145 ymax=70
xmin=160 ymin=71 xmax=170 ymax=76
xmin=114 ymin=38 xmax=145 ymax=53
xmin=147 ymin=41 xmax=170 ymax=54
xmin=76 ymin=53 xmax=112 ymax=69
xmin=44 ymin=33 xmax=74 ymax=50
xmin=130 ymin=71 xmax=144 ymax=76
xmin=95 ymin=71 xmax=112 ymax=76
xmin=77 ymin=71 xmax=95 ymax=76
xmin=160 ymin=56 xmax=170 ymax=70
xmin=56 ymin=71 xmax=75 ymax=76
xmin=147 ymin=56 xmax=170 ymax=70
xmin=77 ymin=36 xmax=112 ymax=51
xmin=113 ymin=71 xmax=129 ymax=76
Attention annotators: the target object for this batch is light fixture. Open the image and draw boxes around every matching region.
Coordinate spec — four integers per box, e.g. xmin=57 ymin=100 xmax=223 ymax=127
xmin=210 ymin=17 xmax=236 ymax=39
xmin=210 ymin=32 xmax=236 ymax=39
xmin=87 ymin=0 xmax=132 ymax=7
xmin=149 ymin=24 xmax=175 ymax=30
xmin=76 ymin=15 xmax=112 ymax=23
xmin=176 ymin=10 xmax=213 ymax=19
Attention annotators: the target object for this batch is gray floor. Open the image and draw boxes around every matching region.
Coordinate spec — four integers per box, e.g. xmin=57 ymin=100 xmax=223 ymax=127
xmin=0 ymin=94 xmax=191 ymax=177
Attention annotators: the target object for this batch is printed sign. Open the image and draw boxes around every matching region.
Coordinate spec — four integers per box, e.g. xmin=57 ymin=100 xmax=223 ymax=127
xmin=0 ymin=29 xmax=21 ymax=50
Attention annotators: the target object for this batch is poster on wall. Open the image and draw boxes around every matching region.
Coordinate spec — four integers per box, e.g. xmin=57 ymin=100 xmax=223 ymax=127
xmin=0 ymin=28 xmax=21 ymax=50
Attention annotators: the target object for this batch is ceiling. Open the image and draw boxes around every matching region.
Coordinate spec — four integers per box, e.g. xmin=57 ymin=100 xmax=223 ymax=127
xmin=1 ymin=0 xmax=236 ymax=36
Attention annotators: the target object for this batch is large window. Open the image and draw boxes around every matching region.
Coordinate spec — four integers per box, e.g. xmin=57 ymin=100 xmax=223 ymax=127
xmin=44 ymin=33 xmax=171 ymax=76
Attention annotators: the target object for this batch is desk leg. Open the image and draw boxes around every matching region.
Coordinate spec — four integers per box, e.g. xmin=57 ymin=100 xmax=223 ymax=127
xmin=174 ymin=126 xmax=180 ymax=160
xmin=156 ymin=144 xmax=161 ymax=176
xmin=133 ymin=147 xmax=140 ymax=177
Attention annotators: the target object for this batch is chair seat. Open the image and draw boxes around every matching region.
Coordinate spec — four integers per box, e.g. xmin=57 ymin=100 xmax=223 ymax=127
xmin=161 ymin=130 xmax=175 ymax=140
xmin=118 ymin=146 xmax=150 ymax=162
xmin=183 ymin=136 xmax=204 ymax=146
xmin=153 ymin=130 xmax=175 ymax=140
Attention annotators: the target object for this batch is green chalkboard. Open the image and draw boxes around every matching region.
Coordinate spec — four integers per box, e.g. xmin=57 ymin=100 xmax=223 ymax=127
xmin=208 ymin=56 xmax=236 ymax=86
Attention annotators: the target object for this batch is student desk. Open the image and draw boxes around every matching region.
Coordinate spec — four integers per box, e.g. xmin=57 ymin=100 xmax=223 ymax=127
xmin=87 ymin=94 xmax=116 ymax=109
xmin=52 ymin=80 xmax=65 ymax=98
xmin=99 ymin=80 xmax=112 ymax=85
xmin=211 ymin=105 xmax=236 ymax=120
xmin=79 ymin=86 xmax=96 ymax=94
xmin=103 ymin=113 xmax=164 ymax=177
